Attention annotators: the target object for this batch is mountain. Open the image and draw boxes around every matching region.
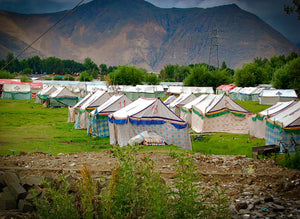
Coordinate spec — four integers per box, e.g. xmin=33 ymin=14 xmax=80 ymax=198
xmin=0 ymin=0 xmax=299 ymax=72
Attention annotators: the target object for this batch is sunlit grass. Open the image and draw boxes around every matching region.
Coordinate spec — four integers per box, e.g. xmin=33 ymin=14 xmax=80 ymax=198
xmin=0 ymin=98 xmax=267 ymax=157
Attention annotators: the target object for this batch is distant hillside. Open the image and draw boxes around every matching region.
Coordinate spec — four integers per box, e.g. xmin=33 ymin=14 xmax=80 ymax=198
xmin=0 ymin=0 xmax=299 ymax=71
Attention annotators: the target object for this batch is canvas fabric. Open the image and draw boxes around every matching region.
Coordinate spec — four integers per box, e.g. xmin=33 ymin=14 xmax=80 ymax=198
xmin=87 ymin=115 xmax=109 ymax=138
xmin=47 ymin=98 xmax=77 ymax=108
xmin=249 ymin=117 xmax=266 ymax=139
xmin=68 ymin=107 xmax=76 ymax=123
xmin=266 ymin=125 xmax=300 ymax=153
xmin=74 ymin=110 xmax=89 ymax=129
xmin=2 ymin=92 xmax=31 ymax=100
xmin=191 ymin=112 xmax=250 ymax=134
xmin=109 ymin=121 xmax=191 ymax=150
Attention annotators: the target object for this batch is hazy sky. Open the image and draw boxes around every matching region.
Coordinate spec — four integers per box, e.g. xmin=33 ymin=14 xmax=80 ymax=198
xmin=0 ymin=0 xmax=299 ymax=46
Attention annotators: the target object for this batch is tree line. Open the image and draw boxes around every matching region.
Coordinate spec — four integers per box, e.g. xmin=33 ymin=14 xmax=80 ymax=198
xmin=0 ymin=52 xmax=299 ymax=94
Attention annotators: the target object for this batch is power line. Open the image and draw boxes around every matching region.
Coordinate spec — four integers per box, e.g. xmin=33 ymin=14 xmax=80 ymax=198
xmin=0 ymin=0 xmax=85 ymax=72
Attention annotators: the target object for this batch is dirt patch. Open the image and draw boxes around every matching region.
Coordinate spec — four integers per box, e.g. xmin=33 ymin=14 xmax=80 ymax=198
xmin=0 ymin=150 xmax=299 ymax=217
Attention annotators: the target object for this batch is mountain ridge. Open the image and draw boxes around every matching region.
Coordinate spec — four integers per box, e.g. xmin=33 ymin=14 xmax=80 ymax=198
xmin=0 ymin=0 xmax=299 ymax=72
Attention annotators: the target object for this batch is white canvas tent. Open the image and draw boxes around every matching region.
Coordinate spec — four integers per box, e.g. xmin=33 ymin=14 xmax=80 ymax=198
xmin=74 ymin=90 xmax=111 ymax=129
xmin=35 ymin=85 xmax=57 ymax=104
xmin=265 ymin=101 xmax=300 ymax=153
xmin=164 ymin=95 xmax=176 ymax=107
xmin=47 ymin=86 xmax=78 ymax=108
xmin=108 ymin=97 xmax=192 ymax=150
xmin=250 ymin=101 xmax=296 ymax=139
xmin=2 ymin=84 xmax=31 ymax=100
xmin=259 ymin=89 xmax=298 ymax=105
xmin=169 ymin=93 xmax=196 ymax=116
xmin=191 ymin=94 xmax=251 ymax=134
xmin=229 ymin=87 xmax=242 ymax=100
xmin=180 ymin=94 xmax=208 ymax=126
xmin=68 ymin=91 xmax=94 ymax=123
xmin=88 ymin=94 xmax=132 ymax=137
xmin=182 ymin=87 xmax=214 ymax=95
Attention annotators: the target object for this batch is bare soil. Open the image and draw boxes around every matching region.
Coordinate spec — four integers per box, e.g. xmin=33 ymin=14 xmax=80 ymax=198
xmin=0 ymin=150 xmax=300 ymax=217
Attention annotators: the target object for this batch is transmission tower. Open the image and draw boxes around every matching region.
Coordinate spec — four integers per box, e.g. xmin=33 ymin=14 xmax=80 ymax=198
xmin=208 ymin=25 xmax=220 ymax=68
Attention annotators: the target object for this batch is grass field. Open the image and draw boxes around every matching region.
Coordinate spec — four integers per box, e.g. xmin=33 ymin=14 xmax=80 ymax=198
xmin=0 ymin=98 xmax=268 ymax=157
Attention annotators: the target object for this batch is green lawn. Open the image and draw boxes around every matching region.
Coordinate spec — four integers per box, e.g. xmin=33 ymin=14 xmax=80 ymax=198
xmin=0 ymin=98 xmax=267 ymax=157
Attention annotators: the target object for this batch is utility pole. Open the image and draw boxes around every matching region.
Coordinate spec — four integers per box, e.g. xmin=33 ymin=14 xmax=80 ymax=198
xmin=208 ymin=25 xmax=220 ymax=68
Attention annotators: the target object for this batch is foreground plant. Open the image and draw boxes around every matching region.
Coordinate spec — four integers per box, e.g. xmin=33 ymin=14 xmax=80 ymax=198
xmin=33 ymin=146 xmax=230 ymax=218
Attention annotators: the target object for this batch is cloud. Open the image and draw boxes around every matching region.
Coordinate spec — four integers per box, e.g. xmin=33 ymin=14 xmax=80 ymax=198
xmin=0 ymin=0 xmax=92 ymax=14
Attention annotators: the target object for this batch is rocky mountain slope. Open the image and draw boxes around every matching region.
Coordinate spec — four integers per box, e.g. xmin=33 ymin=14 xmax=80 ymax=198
xmin=0 ymin=0 xmax=299 ymax=71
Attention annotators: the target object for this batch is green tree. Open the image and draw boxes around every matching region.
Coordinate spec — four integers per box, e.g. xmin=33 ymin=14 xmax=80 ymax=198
xmin=273 ymin=57 xmax=300 ymax=95
xmin=0 ymin=70 xmax=15 ymax=79
xmin=109 ymin=66 xmax=144 ymax=85
xmin=159 ymin=64 xmax=179 ymax=82
xmin=144 ymin=73 xmax=160 ymax=85
xmin=175 ymin=65 xmax=191 ymax=81
xmin=22 ymin=67 xmax=33 ymax=75
xmin=184 ymin=65 xmax=213 ymax=86
xmin=234 ymin=62 xmax=265 ymax=87
xmin=79 ymin=71 xmax=93 ymax=82
xmin=211 ymin=68 xmax=233 ymax=88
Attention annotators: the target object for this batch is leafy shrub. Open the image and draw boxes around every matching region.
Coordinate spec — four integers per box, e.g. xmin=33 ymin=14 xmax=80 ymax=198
xmin=20 ymin=76 xmax=32 ymax=82
xmin=33 ymin=147 xmax=230 ymax=218
xmin=0 ymin=70 xmax=15 ymax=79
xmin=279 ymin=148 xmax=300 ymax=170
xmin=63 ymin=74 xmax=75 ymax=81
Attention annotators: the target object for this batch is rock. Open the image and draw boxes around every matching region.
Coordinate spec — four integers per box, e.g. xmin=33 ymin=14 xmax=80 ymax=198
xmin=242 ymin=214 xmax=251 ymax=219
xmin=4 ymin=172 xmax=27 ymax=200
xmin=21 ymin=175 xmax=44 ymax=187
xmin=18 ymin=199 xmax=34 ymax=212
xmin=235 ymin=200 xmax=248 ymax=211
xmin=272 ymin=203 xmax=285 ymax=212
xmin=264 ymin=196 xmax=274 ymax=202
xmin=0 ymin=187 xmax=17 ymax=210
xmin=70 ymin=162 xmax=76 ymax=167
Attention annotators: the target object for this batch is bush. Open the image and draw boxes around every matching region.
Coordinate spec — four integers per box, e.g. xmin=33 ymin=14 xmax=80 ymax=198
xmin=33 ymin=147 xmax=230 ymax=218
xmin=63 ymin=74 xmax=75 ymax=81
xmin=279 ymin=148 xmax=300 ymax=170
xmin=0 ymin=70 xmax=15 ymax=79
xmin=20 ymin=76 xmax=32 ymax=82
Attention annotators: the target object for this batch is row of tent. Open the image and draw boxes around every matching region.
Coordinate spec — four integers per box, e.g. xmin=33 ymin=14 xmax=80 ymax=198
xmin=165 ymin=93 xmax=299 ymax=153
xmin=216 ymin=84 xmax=298 ymax=105
xmin=35 ymin=86 xmax=78 ymax=108
xmin=68 ymin=91 xmax=192 ymax=150
xmin=250 ymin=100 xmax=300 ymax=153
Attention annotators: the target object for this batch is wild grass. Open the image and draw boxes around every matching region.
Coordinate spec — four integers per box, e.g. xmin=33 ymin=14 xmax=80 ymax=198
xmin=0 ymin=99 xmax=110 ymax=155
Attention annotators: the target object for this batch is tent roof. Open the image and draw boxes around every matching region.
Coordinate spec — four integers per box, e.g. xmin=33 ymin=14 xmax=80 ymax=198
xmin=260 ymin=89 xmax=298 ymax=98
xmin=239 ymin=87 xmax=260 ymax=95
xmin=216 ymin=84 xmax=236 ymax=91
xmin=0 ymin=79 xmax=21 ymax=84
xmin=110 ymin=97 xmax=186 ymax=124
xmin=258 ymin=100 xmax=296 ymax=117
xmin=267 ymin=101 xmax=300 ymax=129
xmin=169 ymin=93 xmax=196 ymax=107
xmin=182 ymin=94 xmax=208 ymax=110
xmin=229 ymin=87 xmax=243 ymax=93
xmin=39 ymin=85 xmax=57 ymax=96
xmin=167 ymin=86 xmax=183 ymax=94
xmin=49 ymin=87 xmax=77 ymax=98
xmin=73 ymin=91 xmax=94 ymax=108
xmin=80 ymin=90 xmax=110 ymax=109
xmin=2 ymin=83 xmax=31 ymax=92
xmin=193 ymin=94 xmax=250 ymax=115
xmin=182 ymin=86 xmax=214 ymax=94
xmin=164 ymin=95 xmax=176 ymax=105
xmin=91 ymin=94 xmax=131 ymax=115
